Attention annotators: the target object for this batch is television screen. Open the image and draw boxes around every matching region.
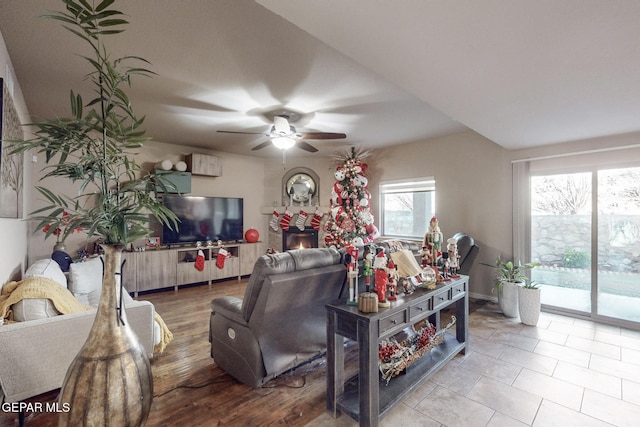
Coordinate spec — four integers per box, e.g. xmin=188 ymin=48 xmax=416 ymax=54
xmin=162 ymin=195 xmax=244 ymax=245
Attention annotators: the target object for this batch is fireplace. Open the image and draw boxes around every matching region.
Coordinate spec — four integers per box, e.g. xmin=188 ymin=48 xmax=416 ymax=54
xmin=282 ymin=226 xmax=318 ymax=251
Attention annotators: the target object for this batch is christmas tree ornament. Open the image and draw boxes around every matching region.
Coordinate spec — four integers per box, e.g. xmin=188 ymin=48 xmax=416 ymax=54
xmin=269 ymin=211 xmax=280 ymax=232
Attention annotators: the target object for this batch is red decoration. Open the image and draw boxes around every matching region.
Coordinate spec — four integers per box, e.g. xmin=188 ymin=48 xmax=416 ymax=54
xmin=244 ymin=228 xmax=259 ymax=243
xmin=195 ymin=250 xmax=205 ymax=271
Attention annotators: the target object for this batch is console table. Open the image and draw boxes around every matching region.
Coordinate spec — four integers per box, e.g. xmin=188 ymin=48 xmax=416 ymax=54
xmin=326 ymin=275 xmax=469 ymax=426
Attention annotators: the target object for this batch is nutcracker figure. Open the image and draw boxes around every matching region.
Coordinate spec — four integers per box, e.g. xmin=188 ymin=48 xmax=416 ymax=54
xmin=447 ymin=237 xmax=461 ymax=278
xmin=345 ymin=245 xmax=359 ymax=306
xmin=362 ymin=246 xmax=374 ymax=292
xmin=425 ymin=216 xmax=445 ymax=283
xmin=387 ymin=260 xmax=398 ymax=301
xmin=424 ymin=216 xmax=443 ymax=266
xmin=374 ymin=248 xmax=390 ymax=307
xmin=358 ymin=245 xmax=378 ymax=313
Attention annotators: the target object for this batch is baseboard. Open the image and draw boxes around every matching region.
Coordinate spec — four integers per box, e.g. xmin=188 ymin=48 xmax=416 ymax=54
xmin=469 ymin=291 xmax=497 ymax=303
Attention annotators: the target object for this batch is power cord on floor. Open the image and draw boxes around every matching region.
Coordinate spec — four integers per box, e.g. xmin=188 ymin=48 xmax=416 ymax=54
xmin=261 ymin=352 xmax=329 ymax=389
xmin=154 ymin=377 xmax=235 ymax=398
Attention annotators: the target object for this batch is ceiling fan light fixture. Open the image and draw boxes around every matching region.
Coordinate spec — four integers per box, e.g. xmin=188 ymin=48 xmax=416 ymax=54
xmin=272 ymin=137 xmax=296 ymax=150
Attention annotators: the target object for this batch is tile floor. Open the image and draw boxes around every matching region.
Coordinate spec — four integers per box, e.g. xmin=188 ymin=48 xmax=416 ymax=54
xmin=307 ymin=302 xmax=640 ymax=427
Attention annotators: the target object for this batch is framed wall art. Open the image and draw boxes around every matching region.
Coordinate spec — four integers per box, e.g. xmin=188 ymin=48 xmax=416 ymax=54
xmin=0 ymin=77 xmax=24 ymax=218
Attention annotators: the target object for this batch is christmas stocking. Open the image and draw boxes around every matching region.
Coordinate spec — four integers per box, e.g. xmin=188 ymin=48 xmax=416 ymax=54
xmin=269 ymin=210 xmax=280 ymax=232
xmin=216 ymin=248 xmax=231 ymax=269
xmin=311 ymin=207 xmax=323 ymax=231
xmin=194 ymin=250 xmax=205 ymax=271
xmin=296 ymin=209 xmax=308 ymax=231
xmin=279 ymin=208 xmax=293 ymax=231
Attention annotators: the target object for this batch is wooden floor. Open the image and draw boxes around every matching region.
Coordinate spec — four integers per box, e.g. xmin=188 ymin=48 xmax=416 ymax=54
xmin=0 ymin=278 xmax=340 ymax=427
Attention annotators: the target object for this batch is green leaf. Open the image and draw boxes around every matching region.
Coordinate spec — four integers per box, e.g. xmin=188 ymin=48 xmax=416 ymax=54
xmin=96 ymin=0 xmax=116 ymax=12
xmin=97 ymin=18 xmax=128 ymax=27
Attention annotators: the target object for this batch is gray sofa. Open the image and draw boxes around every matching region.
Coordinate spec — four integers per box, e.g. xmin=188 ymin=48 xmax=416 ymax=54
xmin=371 ymin=234 xmax=479 ymax=276
xmin=209 ymin=248 xmax=346 ymax=387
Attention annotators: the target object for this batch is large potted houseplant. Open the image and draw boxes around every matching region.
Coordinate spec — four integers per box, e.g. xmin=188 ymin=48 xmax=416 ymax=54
xmin=11 ymin=1 xmax=177 ymax=425
xmin=518 ymin=280 xmax=541 ymax=325
xmin=482 ymin=257 xmax=540 ymax=318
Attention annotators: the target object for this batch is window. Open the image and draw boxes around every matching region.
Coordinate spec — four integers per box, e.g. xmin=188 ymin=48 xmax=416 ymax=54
xmin=379 ymin=177 xmax=435 ymax=238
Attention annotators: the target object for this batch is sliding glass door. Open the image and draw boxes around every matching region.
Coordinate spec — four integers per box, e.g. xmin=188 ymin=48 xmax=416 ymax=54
xmin=597 ymin=167 xmax=640 ymax=322
xmin=530 ymin=166 xmax=640 ymax=325
xmin=531 ymin=172 xmax=592 ymax=314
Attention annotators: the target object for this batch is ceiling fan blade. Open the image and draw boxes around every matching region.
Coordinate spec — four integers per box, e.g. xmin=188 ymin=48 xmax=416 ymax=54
xmin=251 ymin=140 xmax=273 ymax=151
xmin=217 ymin=130 xmax=269 ymax=136
xmin=298 ymin=132 xmax=347 ymax=140
xmin=296 ymin=140 xmax=319 ymax=153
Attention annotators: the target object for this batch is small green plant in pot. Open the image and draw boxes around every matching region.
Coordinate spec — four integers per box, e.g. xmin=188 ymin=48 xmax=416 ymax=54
xmin=482 ymin=257 xmax=540 ymax=318
xmin=518 ymin=280 xmax=542 ymax=326
xmin=483 ymin=257 xmax=541 ymax=295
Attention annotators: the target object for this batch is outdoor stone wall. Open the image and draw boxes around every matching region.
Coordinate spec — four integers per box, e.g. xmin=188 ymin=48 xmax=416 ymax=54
xmin=532 ymin=215 xmax=640 ymax=273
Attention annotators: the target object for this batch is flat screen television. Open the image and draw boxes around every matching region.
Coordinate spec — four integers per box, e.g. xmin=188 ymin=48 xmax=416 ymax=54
xmin=162 ymin=195 xmax=244 ymax=245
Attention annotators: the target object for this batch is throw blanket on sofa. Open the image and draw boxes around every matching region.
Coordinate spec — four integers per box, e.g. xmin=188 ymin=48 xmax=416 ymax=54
xmin=0 ymin=277 xmax=173 ymax=354
xmin=153 ymin=312 xmax=173 ymax=354
xmin=0 ymin=277 xmax=92 ymax=321
xmin=384 ymin=240 xmax=415 ymax=253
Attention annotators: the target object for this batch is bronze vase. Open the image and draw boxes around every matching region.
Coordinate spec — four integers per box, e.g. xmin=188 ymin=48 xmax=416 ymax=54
xmin=58 ymin=244 xmax=152 ymax=426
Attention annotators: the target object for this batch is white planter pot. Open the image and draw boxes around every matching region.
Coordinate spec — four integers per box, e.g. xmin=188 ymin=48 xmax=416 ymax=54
xmin=498 ymin=281 xmax=522 ymax=318
xmin=518 ymin=286 xmax=541 ymax=326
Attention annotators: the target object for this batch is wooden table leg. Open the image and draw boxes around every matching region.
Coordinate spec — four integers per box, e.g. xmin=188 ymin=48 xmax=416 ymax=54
xmin=326 ymin=310 xmax=344 ymax=417
xmin=358 ymin=317 xmax=379 ymax=427
xmin=456 ymin=281 xmax=469 ymax=354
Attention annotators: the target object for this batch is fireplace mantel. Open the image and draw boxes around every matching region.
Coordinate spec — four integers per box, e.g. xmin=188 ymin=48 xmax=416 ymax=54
xmin=260 ymin=206 xmax=330 ymax=215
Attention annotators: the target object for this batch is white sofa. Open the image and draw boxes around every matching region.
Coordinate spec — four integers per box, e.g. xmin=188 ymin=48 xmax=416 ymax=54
xmin=0 ymin=257 xmax=159 ymax=403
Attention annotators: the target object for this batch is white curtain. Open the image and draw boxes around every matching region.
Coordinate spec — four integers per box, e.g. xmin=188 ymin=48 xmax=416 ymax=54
xmin=512 ymin=161 xmax=529 ymax=262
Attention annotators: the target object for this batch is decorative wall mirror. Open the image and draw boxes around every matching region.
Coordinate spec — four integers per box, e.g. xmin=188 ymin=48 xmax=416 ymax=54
xmin=282 ymin=167 xmax=319 ymax=205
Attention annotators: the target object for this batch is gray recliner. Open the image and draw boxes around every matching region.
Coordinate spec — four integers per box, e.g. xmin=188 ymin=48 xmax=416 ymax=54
xmin=209 ymin=248 xmax=346 ymax=387
xmin=452 ymin=232 xmax=480 ymax=275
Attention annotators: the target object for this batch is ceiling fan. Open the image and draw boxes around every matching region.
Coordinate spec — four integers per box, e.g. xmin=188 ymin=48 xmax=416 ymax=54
xmin=217 ymin=113 xmax=346 ymax=152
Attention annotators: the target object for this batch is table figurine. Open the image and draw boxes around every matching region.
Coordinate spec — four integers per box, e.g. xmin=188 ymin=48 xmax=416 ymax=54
xmin=400 ymin=276 xmax=414 ymax=295
xmin=441 ymin=252 xmax=451 ymax=281
xmin=447 ymin=237 xmax=461 ymax=278
xmin=424 ymin=216 xmax=443 ymax=266
xmin=362 ymin=246 xmax=373 ymax=293
xmin=357 ymin=245 xmax=378 ymax=313
xmin=387 ymin=260 xmax=398 ymax=301
xmin=345 ymin=245 xmax=359 ymax=306
xmin=374 ymin=248 xmax=390 ymax=307
xmin=420 ymin=245 xmax=431 ymax=268
xmin=425 ymin=217 xmax=445 ymax=284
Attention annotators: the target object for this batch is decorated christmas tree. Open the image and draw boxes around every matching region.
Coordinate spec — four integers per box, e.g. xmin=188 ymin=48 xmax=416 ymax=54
xmin=323 ymin=148 xmax=379 ymax=248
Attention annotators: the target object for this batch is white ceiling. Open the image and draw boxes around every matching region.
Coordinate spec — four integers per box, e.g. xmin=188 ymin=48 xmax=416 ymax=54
xmin=1 ymin=1 xmax=639 ymax=158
